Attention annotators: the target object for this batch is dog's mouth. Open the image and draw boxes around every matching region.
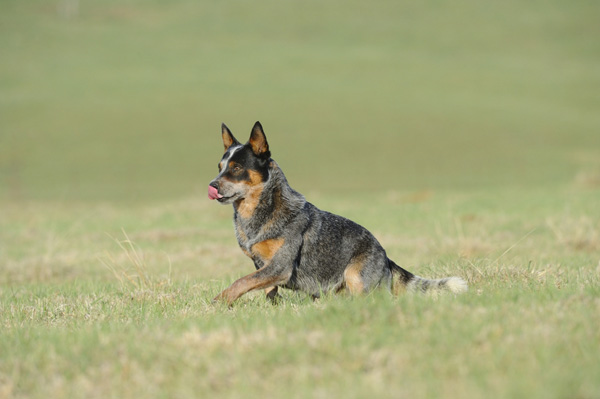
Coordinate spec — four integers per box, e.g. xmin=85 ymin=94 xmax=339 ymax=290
xmin=208 ymin=185 xmax=236 ymax=203
xmin=208 ymin=185 xmax=223 ymax=200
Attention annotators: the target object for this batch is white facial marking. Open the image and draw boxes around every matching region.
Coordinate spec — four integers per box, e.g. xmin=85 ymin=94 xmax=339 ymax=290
xmin=219 ymin=145 xmax=242 ymax=175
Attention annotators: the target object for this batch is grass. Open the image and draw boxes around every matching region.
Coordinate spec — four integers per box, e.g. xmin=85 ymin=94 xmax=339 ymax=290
xmin=1 ymin=189 xmax=599 ymax=398
xmin=1 ymin=0 xmax=599 ymax=201
xmin=1 ymin=0 xmax=600 ymax=397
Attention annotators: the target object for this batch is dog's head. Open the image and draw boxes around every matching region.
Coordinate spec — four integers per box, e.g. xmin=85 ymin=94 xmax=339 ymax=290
xmin=208 ymin=121 xmax=271 ymax=204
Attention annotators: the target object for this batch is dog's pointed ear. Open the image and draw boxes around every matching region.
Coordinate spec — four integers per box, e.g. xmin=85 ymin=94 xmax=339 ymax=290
xmin=249 ymin=121 xmax=271 ymax=159
xmin=221 ymin=123 xmax=240 ymax=152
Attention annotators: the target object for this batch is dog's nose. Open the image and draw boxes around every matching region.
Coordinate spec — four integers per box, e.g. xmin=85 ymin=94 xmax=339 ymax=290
xmin=208 ymin=181 xmax=223 ymax=200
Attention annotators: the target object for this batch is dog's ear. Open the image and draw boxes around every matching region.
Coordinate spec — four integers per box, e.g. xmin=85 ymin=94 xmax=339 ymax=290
xmin=248 ymin=121 xmax=271 ymax=159
xmin=221 ymin=123 xmax=240 ymax=152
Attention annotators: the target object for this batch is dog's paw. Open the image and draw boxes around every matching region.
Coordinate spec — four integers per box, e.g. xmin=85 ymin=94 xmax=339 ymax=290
xmin=212 ymin=291 xmax=236 ymax=308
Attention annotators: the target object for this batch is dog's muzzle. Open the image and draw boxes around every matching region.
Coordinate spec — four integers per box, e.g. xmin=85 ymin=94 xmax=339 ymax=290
xmin=208 ymin=182 xmax=223 ymax=200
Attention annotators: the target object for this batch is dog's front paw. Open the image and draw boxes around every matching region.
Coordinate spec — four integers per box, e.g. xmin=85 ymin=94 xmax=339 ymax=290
xmin=212 ymin=293 xmax=226 ymax=304
xmin=212 ymin=290 xmax=235 ymax=307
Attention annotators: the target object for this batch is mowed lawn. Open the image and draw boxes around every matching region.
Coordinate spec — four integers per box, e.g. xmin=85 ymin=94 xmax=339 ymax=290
xmin=1 ymin=0 xmax=600 ymax=398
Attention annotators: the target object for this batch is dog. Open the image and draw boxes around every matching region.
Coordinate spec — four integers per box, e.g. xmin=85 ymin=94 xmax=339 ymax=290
xmin=209 ymin=122 xmax=467 ymax=305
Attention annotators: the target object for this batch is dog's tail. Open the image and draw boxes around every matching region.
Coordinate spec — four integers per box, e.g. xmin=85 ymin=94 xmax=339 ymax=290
xmin=388 ymin=259 xmax=468 ymax=294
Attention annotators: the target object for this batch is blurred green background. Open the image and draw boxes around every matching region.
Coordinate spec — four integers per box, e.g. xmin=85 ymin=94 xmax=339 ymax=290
xmin=1 ymin=0 xmax=599 ymax=203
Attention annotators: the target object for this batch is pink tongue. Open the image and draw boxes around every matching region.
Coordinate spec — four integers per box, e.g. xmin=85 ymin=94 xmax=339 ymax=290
xmin=208 ymin=185 xmax=223 ymax=200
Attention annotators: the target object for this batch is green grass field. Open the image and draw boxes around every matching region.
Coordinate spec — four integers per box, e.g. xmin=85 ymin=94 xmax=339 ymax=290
xmin=1 ymin=0 xmax=599 ymax=398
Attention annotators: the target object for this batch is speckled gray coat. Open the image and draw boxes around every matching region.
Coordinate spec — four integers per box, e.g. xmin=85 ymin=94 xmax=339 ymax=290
xmin=210 ymin=122 xmax=467 ymax=305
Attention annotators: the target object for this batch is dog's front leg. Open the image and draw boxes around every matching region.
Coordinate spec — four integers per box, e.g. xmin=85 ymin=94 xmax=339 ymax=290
xmin=265 ymin=286 xmax=281 ymax=303
xmin=213 ymin=265 xmax=291 ymax=306
xmin=253 ymin=262 xmax=281 ymax=303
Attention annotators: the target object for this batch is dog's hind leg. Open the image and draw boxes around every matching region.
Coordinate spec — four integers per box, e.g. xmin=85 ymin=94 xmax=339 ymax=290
xmin=343 ymin=253 xmax=393 ymax=295
xmin=343 ymin=257 xmax=367 ymax=294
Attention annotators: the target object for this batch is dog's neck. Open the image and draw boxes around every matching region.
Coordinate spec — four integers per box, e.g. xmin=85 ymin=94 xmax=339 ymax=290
xmin=233 ymin=160 xmax=306 ymax=238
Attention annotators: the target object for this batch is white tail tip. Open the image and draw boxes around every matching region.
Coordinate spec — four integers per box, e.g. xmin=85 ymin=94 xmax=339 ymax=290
xmin=446 ymin=277 xmax=468 ymax=293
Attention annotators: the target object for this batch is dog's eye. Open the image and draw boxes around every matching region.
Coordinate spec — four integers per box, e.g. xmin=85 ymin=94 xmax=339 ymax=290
xmin=232 ymin=165 xmax=242 ymax=173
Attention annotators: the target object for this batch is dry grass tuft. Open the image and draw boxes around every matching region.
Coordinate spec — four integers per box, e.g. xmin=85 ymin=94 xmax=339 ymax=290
xmin=100 ymin=229 xmax=172 ymax=293
xmin=547 ymin=216 xmax=600 ymax=252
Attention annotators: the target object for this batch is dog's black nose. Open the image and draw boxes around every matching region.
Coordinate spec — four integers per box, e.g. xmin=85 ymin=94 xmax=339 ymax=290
xmin=209 ymin=181 xmax=219 ymax=190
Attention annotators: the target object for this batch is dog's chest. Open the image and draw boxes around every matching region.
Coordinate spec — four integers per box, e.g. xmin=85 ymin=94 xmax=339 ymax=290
xmin=234 ymin=220 xmax=250 ymax=249
xmin=234 ymin=215 xmax=286 ymax=267
xmin=234 ymin=216 xmax=261 ymax=257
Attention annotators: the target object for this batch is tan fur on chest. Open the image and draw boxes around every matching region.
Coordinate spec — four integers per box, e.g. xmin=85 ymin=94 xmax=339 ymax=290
xmin=251 ymin=238 xmax=285 ymax=263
